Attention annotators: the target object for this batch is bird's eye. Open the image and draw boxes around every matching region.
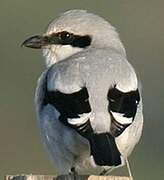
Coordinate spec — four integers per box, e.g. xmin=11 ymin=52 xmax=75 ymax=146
xmin=58 ymin=31 xmax=73 ymax=43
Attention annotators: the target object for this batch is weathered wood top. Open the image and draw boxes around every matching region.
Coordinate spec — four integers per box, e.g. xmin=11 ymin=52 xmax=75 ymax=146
xmin=5 ymin=175 xmax=130 ymax=180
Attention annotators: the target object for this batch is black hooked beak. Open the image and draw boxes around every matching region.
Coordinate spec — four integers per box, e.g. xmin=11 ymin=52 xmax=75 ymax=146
xmin=21 ymin=35 xmax=51 ymax=49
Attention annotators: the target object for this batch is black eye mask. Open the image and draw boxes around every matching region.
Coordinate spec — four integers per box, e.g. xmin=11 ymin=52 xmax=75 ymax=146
xmin=49 ymin=31 xmax=92 ymax=48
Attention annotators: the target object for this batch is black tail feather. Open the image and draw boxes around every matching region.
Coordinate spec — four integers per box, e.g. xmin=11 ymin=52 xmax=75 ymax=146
xmin=88 ymin=133 xmax=121 ymax=166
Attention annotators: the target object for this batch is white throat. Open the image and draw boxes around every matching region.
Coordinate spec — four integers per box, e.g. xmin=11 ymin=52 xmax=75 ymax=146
xmin=43 ymin=45 xmax=82 ymax=67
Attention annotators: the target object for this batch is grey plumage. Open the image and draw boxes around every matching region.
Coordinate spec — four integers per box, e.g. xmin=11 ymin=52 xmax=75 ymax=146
xmin=23 ymin=10 xmax=143 ymax=175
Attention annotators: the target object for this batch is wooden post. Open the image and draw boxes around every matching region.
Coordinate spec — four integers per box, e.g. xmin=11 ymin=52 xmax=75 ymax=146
xmin=5 ymin=175 xmax=130 ymax=180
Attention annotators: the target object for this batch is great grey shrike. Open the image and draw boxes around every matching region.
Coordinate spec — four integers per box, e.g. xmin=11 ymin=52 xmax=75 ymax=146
xmin=22 ymin=10 xmax=143 ymax=179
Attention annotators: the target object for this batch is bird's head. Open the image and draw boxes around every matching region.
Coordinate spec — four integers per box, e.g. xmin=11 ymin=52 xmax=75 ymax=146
xmin=22 ymin=10 xmax=125 ymax=67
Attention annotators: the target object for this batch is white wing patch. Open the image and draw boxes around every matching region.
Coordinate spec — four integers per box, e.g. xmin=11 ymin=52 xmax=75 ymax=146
xmin=68 ymin=112 xmax=91 ymax=125
xmin=111 ymin=112 xmax=133 ymax=124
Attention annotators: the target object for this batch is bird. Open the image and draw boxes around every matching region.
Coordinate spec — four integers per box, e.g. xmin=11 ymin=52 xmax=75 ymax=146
xmin=22 ymin=10 xmax=143 ymax=179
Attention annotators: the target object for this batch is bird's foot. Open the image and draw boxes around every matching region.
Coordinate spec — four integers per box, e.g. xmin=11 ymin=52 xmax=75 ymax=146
xmin=69 ymin=167 xmax=78 ymax=180
xmin=99 ymin=167 xmax=114 ymax=176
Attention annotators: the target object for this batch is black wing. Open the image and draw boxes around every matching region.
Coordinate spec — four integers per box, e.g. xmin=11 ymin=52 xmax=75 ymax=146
xmin=108 ymin=85 xmax=140 ymax=137
xmin=43 ymin=87 xmax=92 ymax=133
